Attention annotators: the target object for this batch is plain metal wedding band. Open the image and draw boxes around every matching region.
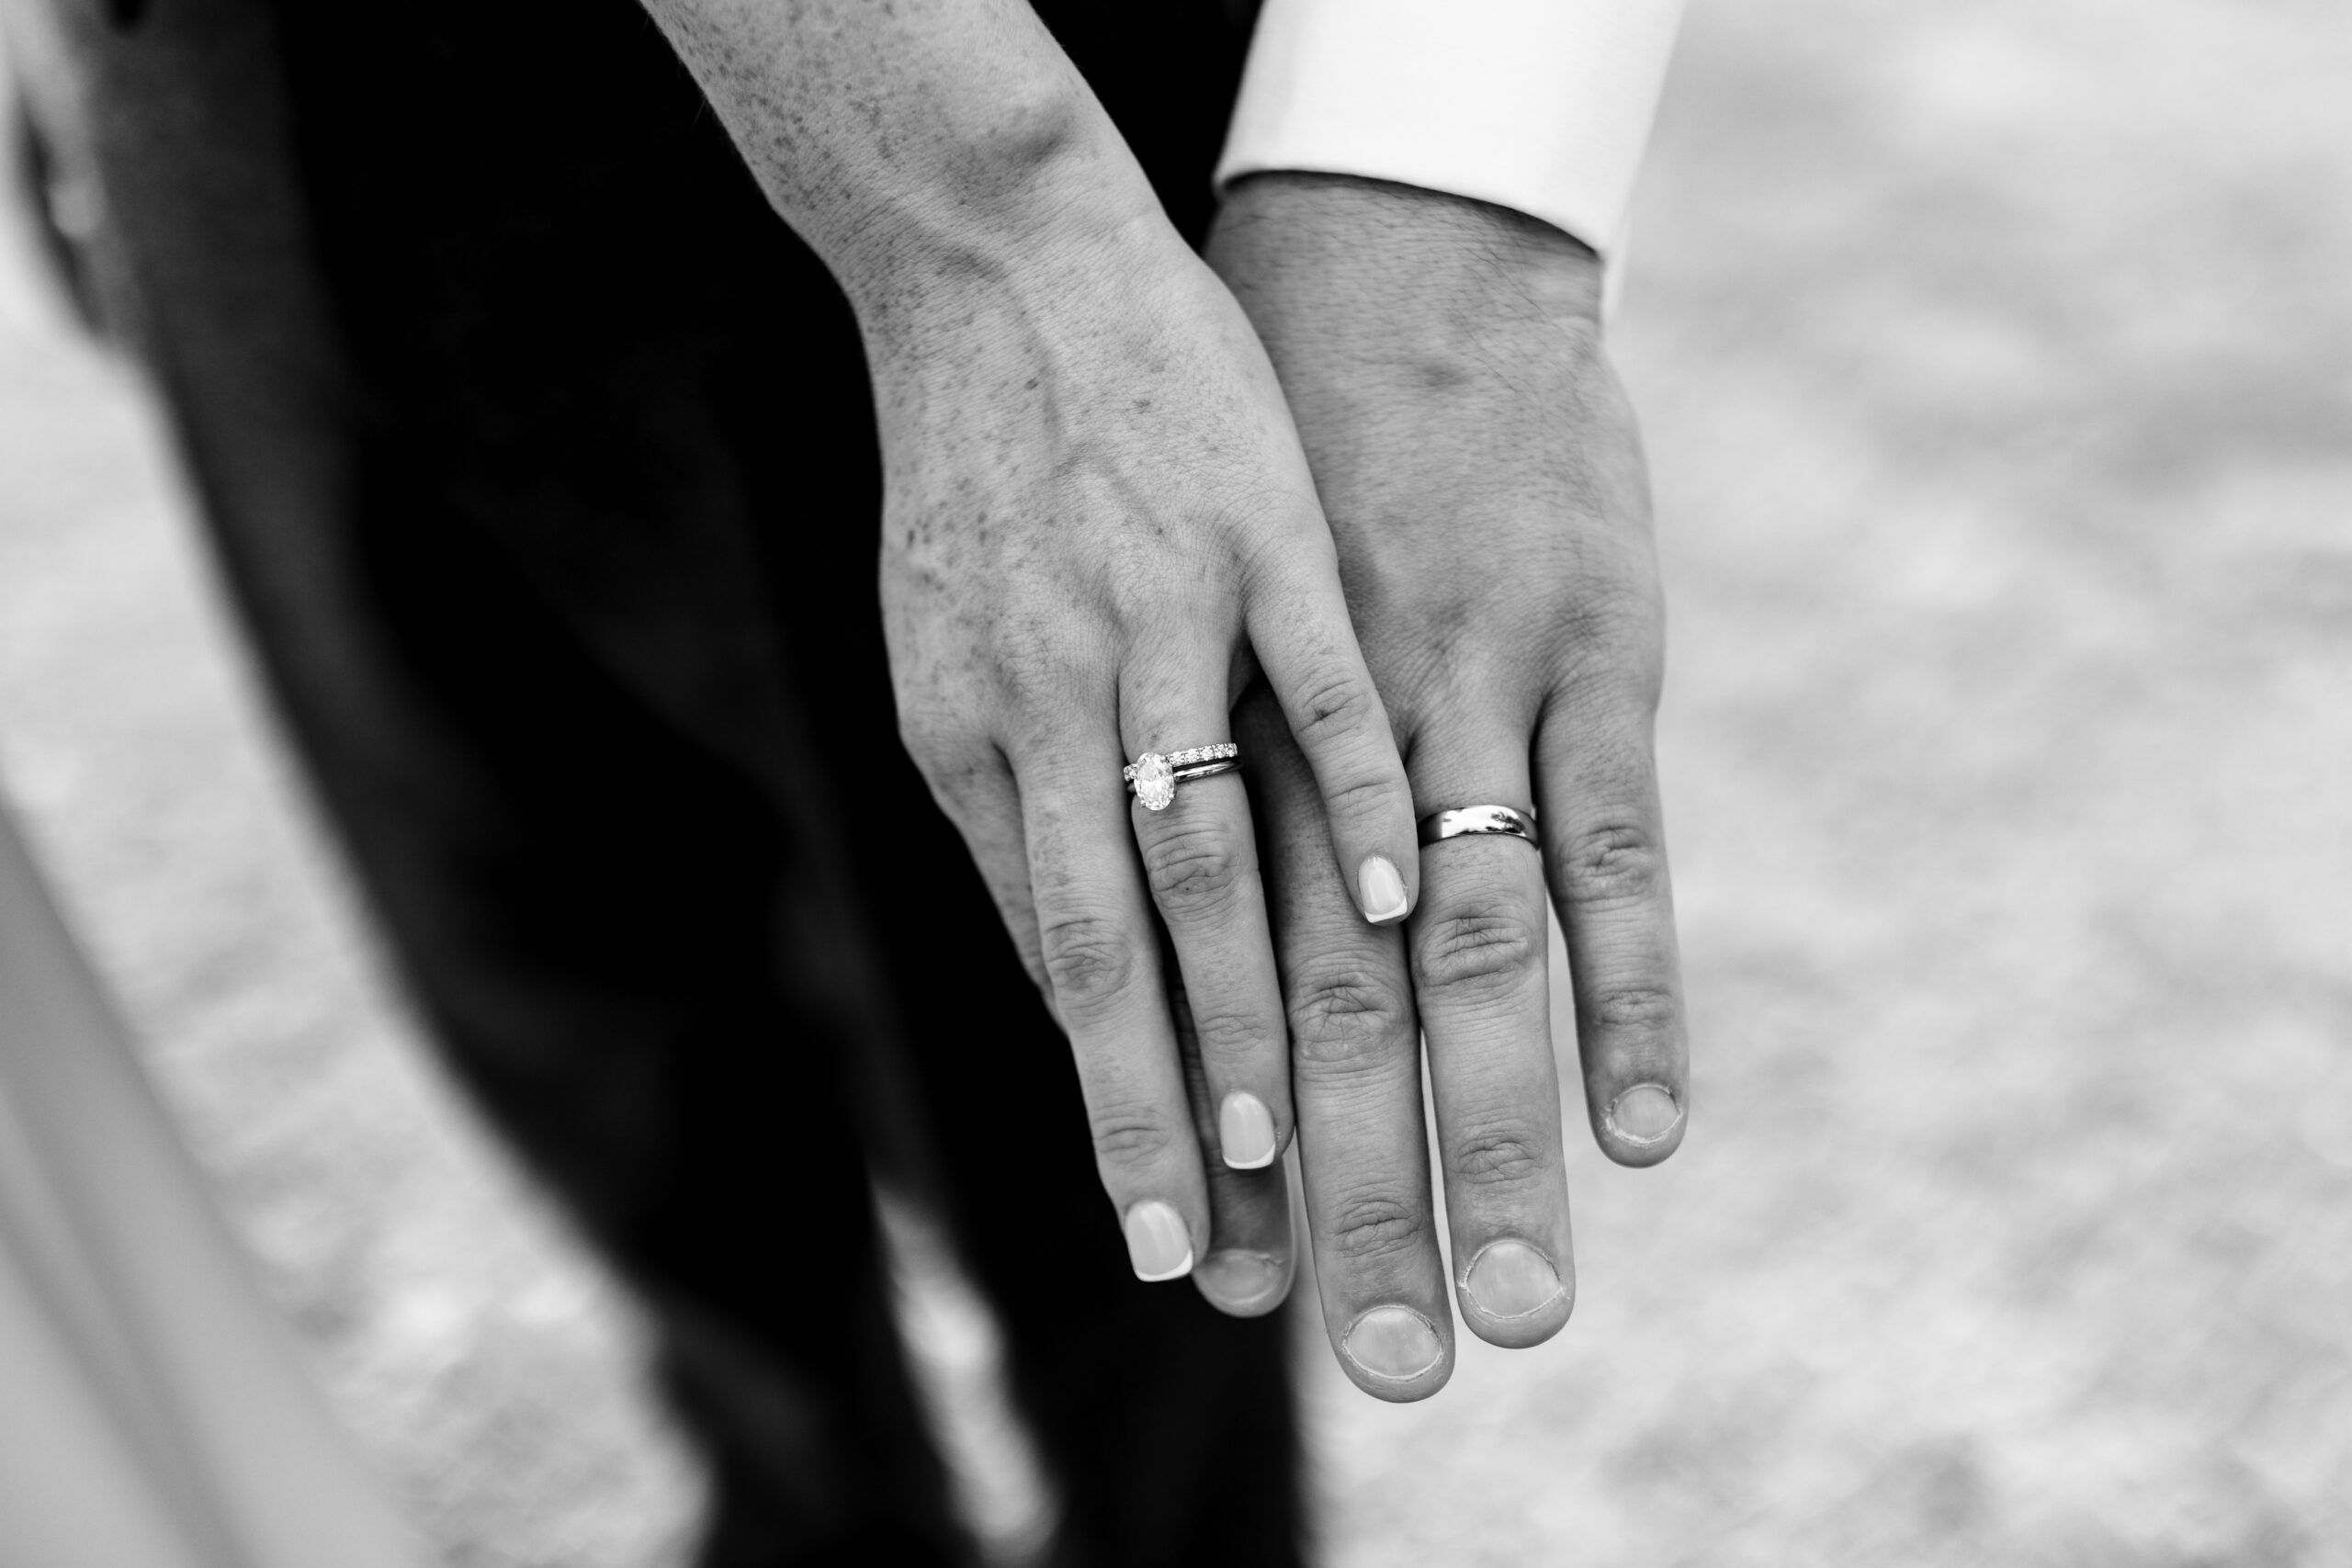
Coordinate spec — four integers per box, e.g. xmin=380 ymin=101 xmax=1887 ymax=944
xmin=1417 ymin=804 xmax=1542 ymax=850
xmin=1124 ymin=744 xmax=1241 ymax=812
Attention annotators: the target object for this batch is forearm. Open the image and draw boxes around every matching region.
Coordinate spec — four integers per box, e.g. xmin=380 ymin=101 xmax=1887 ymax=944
xmin=640 ymin=0 xmax=1163 ymax=327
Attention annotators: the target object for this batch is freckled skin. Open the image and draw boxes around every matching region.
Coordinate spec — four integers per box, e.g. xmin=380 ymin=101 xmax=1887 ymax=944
xmin=639 ymin=1 xmax=1686 ymax=1404
xmin=641 ymin=0 xmax=1428 ymax=1334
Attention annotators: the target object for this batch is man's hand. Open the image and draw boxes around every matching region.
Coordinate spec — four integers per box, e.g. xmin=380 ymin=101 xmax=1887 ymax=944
xmin=643 ymin=2 xmax=1422 ymax=1284
xmin=1211 ymin=174 xmax=1690 ymax=1399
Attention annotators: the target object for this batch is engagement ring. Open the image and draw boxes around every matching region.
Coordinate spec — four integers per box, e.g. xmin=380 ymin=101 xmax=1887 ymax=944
xmin=1124 ymin=744 xmax=1241 ymax=812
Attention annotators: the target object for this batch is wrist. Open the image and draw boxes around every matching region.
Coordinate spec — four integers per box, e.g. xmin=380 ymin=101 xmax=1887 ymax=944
xmin=810 ymin=89 xmax=1173 ymax=340
xmin=1208 ymin=173 xmax=1607 ymax=361
xmin=853 ymin=173 xmax=1227 ymax=403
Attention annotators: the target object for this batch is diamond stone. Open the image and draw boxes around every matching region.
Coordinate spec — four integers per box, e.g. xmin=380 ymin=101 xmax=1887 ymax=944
xmin=1132 ymin=752 xmax=1175 ymax=811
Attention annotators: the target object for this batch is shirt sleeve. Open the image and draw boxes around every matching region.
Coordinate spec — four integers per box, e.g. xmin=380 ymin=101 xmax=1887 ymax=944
xmin=1214 ymin=0 xmax=1687 ymax=267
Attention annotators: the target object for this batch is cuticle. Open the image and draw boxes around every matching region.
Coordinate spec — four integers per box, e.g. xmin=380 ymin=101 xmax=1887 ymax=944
xmin=1197 ymin=1249 xmax=1288 ymax=1307
xmin=1604 ymin=1083 xmax=1685 ymax=1145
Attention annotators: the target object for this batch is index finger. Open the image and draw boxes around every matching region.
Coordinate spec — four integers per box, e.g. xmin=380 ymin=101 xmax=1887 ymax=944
xmin=1246 ymin=543 xmax=1424 ymax=931
xmin=1238 ymin=689 xmax=1453 ymax=1400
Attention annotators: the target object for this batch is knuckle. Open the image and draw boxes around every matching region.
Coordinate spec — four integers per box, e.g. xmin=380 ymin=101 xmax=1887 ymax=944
xmin=896 ymin=705 xmax=980 ymax=777
xmin=1138 ymin=820 xmax=1249 ymax=917
xmin=1037 ymin=912 xmax=1137 ymax=1012
xmin=1285 ymin=663 xmax=1378 ymax=748
xmin=1317 ymin=769 xmax=1406 ymax=828
xmin=1325 ymin=1191 xmax=1430 ymax=1265
xmin=1187 ymin=1006 xmax=1272 ymax=1063
xmin=1553 ymin=590 xmax=1666 ymax=707
xmin=1088 ymin=1106 xmax=1181 ymax=1169
xmin=1415 ymin=908 xmax=1544 ymax=999
xmin=907 ymin=745 xmax=1000 ymax=818
xmin=991 ymin=634 xmax=1089 ymax=717
xmin=1582 ymin=979 xmax=1680 ymax=1036
xmin=1448 ymin=1128 xmax=1550 ymax=1190
xmin=1288 ymin=965 xmax=1414 ymax=1066
xmin=1560 ymin=819 xmax=1667 ymax=908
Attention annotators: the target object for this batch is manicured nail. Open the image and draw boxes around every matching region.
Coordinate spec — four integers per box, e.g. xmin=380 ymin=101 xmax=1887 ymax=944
xmin=1122 ymin=1201 xmax=1194 ymax=1281
xmin=1193 ymin=1250 xmax=1289 ymax=1315
xmin=1343 ymin=1305 xmax=1443 ymax=1381
xmin=1218 ymin=1091 xmax=1278 ymax=1169
xmin=1359 ymin=854 xmax=1408 ymax=924
xmin=1463 ymin=1239 xmax=1566 ymax=1321
xmin=1607 ymin=1083 xmax=1683 ymax=1145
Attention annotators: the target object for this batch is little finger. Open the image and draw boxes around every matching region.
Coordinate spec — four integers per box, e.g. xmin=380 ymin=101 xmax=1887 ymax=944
xmin=1166 ymin=952 xmax=1297 ymax=1317
xmin=1533 ymin=696 xmax=1689 ymax=1166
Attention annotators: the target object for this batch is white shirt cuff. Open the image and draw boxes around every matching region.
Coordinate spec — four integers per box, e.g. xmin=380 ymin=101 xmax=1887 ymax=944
xmin=1214 ymin=0 xmax=1685 ymax=266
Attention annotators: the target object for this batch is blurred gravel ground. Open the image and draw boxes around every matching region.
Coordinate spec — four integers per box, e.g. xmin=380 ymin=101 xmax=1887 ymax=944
xmin=3 ymin=1 xmax=2348 ymax=1564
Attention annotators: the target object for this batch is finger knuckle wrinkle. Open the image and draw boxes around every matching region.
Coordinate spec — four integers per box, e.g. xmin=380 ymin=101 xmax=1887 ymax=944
xmin=1140 ymin=825 xmax=1245 ymax=915
xmin=1450 ymin=1131 xmax=1548 ymax=1189
xmin=1585 ymin=981 xmax=1679 ymax=1035
xmin=1289 ymin=971 xmax=1410 ymax=1064
xmin=1417 ymin=911 xmax=1541 ymax=996
xmin=1089 ymin=1110 xmax=1178 ymax=1168
xmin=1038 ymin=914 xmax=1136 ymax=1009
xmin=1327 ymin=1194 xmax=1427 ymax=1263
xmin=1189 ymin=1007 xmax=1272 ymax=1061
xmin=1319 ymin=771 xmax=1406 ymax=824
xmin=1288 ymin=667 xmax=1373 ymax=744
xmin=1565 ymin=821 xmax=1665 ymax=905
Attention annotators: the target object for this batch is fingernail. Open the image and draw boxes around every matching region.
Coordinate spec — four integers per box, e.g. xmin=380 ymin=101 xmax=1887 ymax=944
xmin=1463 ymin=1239 xmax=1566 ymax=1321
xmin=1193 ymin=1250 xmax=1289 ymax=1314
xmin=1218 ymin=1091 xmax=1278 ymax=1168
xmin=1343 ymin=1305 xmax=1443 ymax=1381
xmin=1122 ymin=1201 xmax=1194 ymax=1281
xmin=1359 ymin=854 xmax=1408 ymax=924
xmin=1607 ymin=1083 xmax=1683 ymax=1145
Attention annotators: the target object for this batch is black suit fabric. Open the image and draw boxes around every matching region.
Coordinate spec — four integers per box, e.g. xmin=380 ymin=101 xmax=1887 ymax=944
xmin=40 ymin=0 xmax=1298 ymax=1563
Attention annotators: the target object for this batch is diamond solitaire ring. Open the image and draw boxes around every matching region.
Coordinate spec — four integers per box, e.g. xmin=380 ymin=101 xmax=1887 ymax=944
xmin=1123 ymin=744 xmax=1241 ymax=812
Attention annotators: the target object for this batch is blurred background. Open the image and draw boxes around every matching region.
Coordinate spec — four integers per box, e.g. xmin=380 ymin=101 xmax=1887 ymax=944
xmin=2 ymin=0 xmax=2347 ymax=1562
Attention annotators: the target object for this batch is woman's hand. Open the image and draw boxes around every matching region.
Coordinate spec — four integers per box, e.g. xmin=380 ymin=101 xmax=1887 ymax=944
xmin=1210 ymin=174 xmax=1690 ymax=1396
xmin=878 ymin=211 xmax=1423 ymax=1282
xmin=644 ymin=0 xmax=1421 ymax=1279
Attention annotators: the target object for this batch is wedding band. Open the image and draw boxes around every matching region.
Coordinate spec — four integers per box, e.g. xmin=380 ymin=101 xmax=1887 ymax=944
xmin=1418 ymin=805 xmax=1541 ymax=850
xmin=1124 ymin=744 xmax=1241 ymax=812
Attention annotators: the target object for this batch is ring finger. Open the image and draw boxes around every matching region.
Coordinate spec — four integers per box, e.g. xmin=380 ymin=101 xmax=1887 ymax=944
xmin=1405 ymin=716 xmax=1577 ymax=1349
xmin=1018 ymin=729 xmax=1209 ymax=1283
xmin=1123 ymin=660 xmax=1294 ymax=1174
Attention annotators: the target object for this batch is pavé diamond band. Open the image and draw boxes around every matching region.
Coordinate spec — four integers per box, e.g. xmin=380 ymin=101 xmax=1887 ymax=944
xmin=1123 ymin=744 xmax=1241 ymax=812
xmin=1417 ymin=804 xmax=1541 ymax=850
